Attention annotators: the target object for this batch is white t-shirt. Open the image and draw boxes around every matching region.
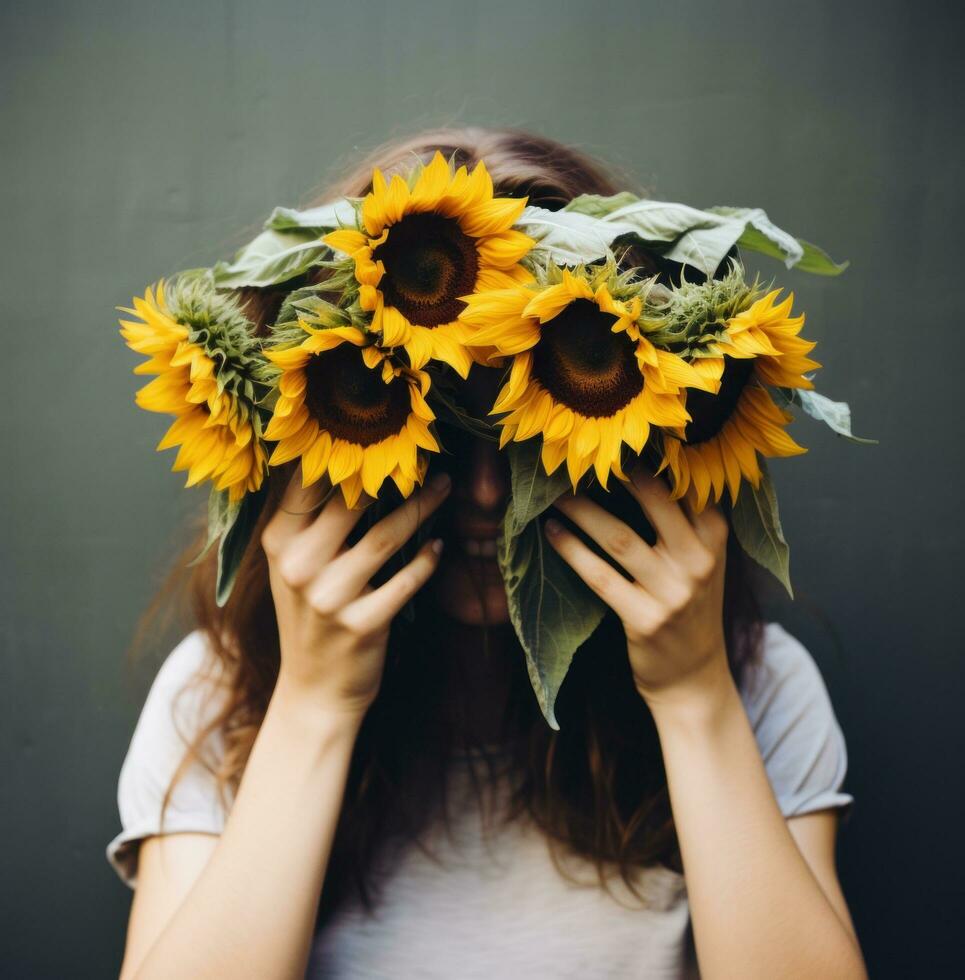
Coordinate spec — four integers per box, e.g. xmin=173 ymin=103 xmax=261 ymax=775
xmin=106 ymin=623 xmax=854 ymax=978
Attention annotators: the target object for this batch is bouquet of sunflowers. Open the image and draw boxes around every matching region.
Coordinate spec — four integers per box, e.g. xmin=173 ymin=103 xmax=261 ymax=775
xmin=120 ymin=151 xmax=872 ymax=726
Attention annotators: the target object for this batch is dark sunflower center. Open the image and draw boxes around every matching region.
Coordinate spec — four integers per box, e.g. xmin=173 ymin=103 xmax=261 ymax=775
xmin=531 ymin=299 xmax=644 ymax=417
xmin=372 ymin=212 xmax=479 ymax=328
xmin=303 ymin=344 xmax=410 ymax=446
xmin=683 ymin=355 xmax=756 ymax=444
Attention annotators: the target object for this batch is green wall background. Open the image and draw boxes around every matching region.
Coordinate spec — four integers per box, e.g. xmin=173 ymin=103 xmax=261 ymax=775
xmin=2 ymin=1 xmax=961 ymax=976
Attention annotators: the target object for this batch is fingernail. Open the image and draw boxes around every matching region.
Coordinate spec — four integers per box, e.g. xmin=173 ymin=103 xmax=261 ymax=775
xmin=431 ymin=538 xmax=445 ymax=555
xmin=544 ymin=518 xmax=562 ymax=536
xmin=429 ymin=471 xmax=451 ymax=492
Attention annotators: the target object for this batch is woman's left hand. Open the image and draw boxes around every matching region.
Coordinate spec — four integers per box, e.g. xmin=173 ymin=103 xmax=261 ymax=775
xmin=544 ymin=466 xmax=732 ymax=716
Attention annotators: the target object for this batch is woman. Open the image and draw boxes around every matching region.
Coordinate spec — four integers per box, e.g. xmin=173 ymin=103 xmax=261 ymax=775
xmin=107 ymin=128 xmax=866 ymax=978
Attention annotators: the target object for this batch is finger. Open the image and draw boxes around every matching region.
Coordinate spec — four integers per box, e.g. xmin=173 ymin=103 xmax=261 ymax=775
xmin=261 ymin=463 xmax=330 ymax=556
xmin=551 ymin=493 xmax=673 ymax=597
xmin=543 ymin=517 xmax=662 ymax=629
xmin=308 ymin=471 xmax=451 ymax=607
xmin=340 ymin=538 xmax=445 ymax=634
xmin=680 ymin=495 xmax=731 ymax=553
xmin=280 ymin=462 xmax=330 ymax=522
xmin=625 ymin=467 xmax=708 ymax=567
xmin=275 ymin=490 xmax=370 ymax=586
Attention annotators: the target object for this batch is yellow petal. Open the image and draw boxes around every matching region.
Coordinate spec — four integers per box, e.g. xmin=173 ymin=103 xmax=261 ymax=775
xmin=384 ymin=174 xmax=411 ymax=225
xmin=405 ymin=415 xmax=439 ymax=452
xmin=266 ymin=346 xmax=312 ymax=371
xmin=475 ymin=230 xmax=536 ymax=269
xmin=278 ymin=369 xmax=307 ymax=398
xmin=301 ymin=430 xmax=333 ymax=486
xmin=304 ymin=325 xmax=365 ymax=353
xmin=541 ymin=437 xmax=568 ymax=475
xmin=687 ymin=448 xmax=713 ymax=512
xmin=717 ymin=426 xmax=744 ymax=502
xmin=458 ymin=197 xmax=527 ymax=238
xmin=156 ymin=411 xmax=204 ymax=452
xmin=268 ymin=420 xmax=318 ymax=465
xmin=407 ymin=151 xmax=451 ymax=212
xmin=594 ymin=418 xmax=623 ymax=489
xmin=340 ymin=472 xmax=365 ymax=508
xmin=362 ymin=170 xmax=389 ymax=236
xmin=521 ymin=283 xmax=573 ymax=324
xmin=360 ymin=440 xmax=390 ymax=497
xmin=323 ymin=227 xmax=368 ymax=256
xmin=264 ymin=407 xmax=309 ymax=441
xmin=328 ymin=439 xmax=364 ymax=485
xmin=492 ymin=352 xmax=533 ymax=414
xmin=544 ymin=405 xmax=574 ymax=442
xmin=380 ymin=305 xmax=412 ymax=347
xmin=574 ymin=416 xmax=600 ymax=459
xmin=513 ymin=388 xmax=553 ymax=441
xmin=718 ymin=422 xmax=759 ymax=481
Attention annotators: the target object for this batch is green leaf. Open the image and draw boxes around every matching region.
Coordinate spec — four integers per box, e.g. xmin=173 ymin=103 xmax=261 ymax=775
xmin=188 ymin=487 xmax=241 ymax=568
xmin=605 ymin=199 xmax=748 ymax=276
xmin=212 ymin=229 xmax=327 ymax=289
xmin=505 ymin=440 xmax=572 ymax=533
xmin=792 ymin=240 xmax=850 ymax=276
xmin=708 ymin=208 xmax=849 ymax=276
xmin=500 ymin=510 xmax=606 ymax=730
xmin=499 ymin=440 xmax=605 ymax=729
xmin=608 ymin=198 xmax=726 ymax=241
xmin=794 ymin=388 xmax=877 ymax=444
xmin=634 ymin=224 xmax=739 ymax=279
xmin=730 ymin=462 xmax=793 ymax=597
xmin=514 ymin=205 xmax=623 ymax=266
xmin=273 ymin=283 xmax=334 ymax=328
xmin=774 ymin=387 xmax=877 ymax=445
xmin=563 ymin=191 xmax=641 ymax=218
xmin=216 ymin=486 xmax=268 ymax=607
xmin=519 ymin=198 xmax=742 ymax=272
xmin=612 ymin=202 xmax=834 ymax=278
xmin=518 ymin=200 xmax=849 ymax=279
xmin=265 ymin=198 xmax=358 ymax=233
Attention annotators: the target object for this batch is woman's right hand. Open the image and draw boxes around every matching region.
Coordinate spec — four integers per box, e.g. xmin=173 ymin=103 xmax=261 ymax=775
xmin=260 ymin=467 xmax=451 ymax=721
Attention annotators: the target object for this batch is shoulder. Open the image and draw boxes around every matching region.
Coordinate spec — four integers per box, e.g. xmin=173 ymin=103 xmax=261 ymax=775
xmin=740 ymin=621 xmax=834 ymax=721
xmin=138 ymin=630 xmax=229 ymax=745
xmin=738 ymin=622 xmax=855 ymax=820
xmin=106 ymin=630 xmax=233 ymax=889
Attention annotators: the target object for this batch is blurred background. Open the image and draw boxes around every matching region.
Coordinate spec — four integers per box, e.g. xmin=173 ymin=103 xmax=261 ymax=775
xmin=2 ymin=0 xmax=962 ymax=976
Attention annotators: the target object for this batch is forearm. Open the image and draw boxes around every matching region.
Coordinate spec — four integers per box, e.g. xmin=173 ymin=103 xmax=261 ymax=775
xmin=651 ymin=661 xmax=866 ymax=980
xmin=130 ymin=679 xmax=361 ymax=980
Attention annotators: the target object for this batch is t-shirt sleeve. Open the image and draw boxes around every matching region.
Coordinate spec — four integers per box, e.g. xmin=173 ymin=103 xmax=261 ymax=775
xmin=740 ymin=622 xmax=855 ymax=821
xmin=105 ymin=630 xmax=233 ymax=889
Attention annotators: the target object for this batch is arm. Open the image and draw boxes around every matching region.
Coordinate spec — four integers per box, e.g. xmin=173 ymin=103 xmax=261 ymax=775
xmin=121 ymin=688 xmax=362 ymax=980
xmin=119 ymin=469 xmax=451 ymax=980
xmin=546 ymin=469 xmax=866 ymax=980
xmin=651 ymin=671 xmax=864 ymax=979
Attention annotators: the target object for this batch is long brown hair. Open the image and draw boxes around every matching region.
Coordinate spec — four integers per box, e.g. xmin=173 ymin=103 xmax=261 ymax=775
xmin=149 ymin=126 xmax=764 ymax=922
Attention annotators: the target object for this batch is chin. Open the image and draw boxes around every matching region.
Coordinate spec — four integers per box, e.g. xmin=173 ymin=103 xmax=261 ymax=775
xmin=429 ymin=552 xmax=510 ymax=626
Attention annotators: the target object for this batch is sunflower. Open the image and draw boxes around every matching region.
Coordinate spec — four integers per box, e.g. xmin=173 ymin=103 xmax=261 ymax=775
xmin=322 ymin=150 xmax=535 ymax=378
xmin=657 ymin=288 xmax=820 ymax=510
xmin=263 ymin=323 xmax=439 ymax=507
xmin=118 ymin=277 xmax=269 ymax=502
xmin=460 ymin=265 xmax=714 ymax=489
